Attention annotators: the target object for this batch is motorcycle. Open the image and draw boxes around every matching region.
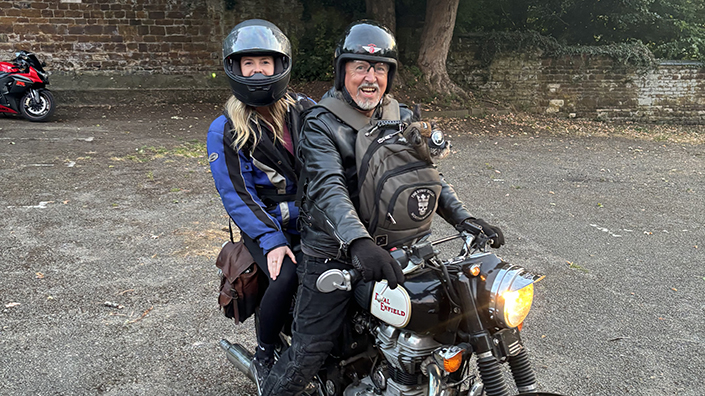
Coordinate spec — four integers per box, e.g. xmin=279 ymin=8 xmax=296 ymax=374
xmin=220 ymin=228 xmax=563 ymax=396
xmin=0 ymin=50 xmax=55 ymax=122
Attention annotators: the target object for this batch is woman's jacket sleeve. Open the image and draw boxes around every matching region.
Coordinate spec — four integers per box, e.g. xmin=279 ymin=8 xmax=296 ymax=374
xmin=207 ymin=115 xmax=287 ymax=254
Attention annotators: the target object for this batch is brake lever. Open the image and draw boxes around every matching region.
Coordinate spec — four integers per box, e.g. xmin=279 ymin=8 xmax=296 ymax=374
xmin=470 ymin=232 xmax=492 ymax=252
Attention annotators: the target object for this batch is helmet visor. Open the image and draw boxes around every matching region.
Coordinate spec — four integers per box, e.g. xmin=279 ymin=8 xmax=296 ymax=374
xmin=223 ymin=24 xmax=291 ymax=60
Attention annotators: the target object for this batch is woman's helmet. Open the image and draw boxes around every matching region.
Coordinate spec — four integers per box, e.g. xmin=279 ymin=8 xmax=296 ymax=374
xmin=334 ymin=20 xmax=398 ymax=94
xmin=222 ymin=19 xmax=292 ymax=107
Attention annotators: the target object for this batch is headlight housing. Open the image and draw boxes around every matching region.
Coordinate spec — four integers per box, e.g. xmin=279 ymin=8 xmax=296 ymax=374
xmin=487 ymin=263 xmax=544 ymax=328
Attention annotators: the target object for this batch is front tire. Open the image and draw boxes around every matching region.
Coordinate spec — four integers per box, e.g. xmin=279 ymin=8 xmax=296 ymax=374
xmin=20 ymin=89 xmax=56 ymax=122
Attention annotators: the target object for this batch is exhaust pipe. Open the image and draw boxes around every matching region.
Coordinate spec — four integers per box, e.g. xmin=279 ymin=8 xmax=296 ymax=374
xmin=427 ymin=363 xmax=443 ymax=396
xmin=220 ymin=339 xmax=255 ymax=382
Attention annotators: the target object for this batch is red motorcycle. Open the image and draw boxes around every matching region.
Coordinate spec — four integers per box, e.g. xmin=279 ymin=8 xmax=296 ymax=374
xmin=0 ymin=50 xmax=55 ymax=122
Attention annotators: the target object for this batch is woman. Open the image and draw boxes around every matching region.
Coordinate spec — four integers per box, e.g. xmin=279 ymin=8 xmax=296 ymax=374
xmin=206 ymin=19 xmax=314 ymax=390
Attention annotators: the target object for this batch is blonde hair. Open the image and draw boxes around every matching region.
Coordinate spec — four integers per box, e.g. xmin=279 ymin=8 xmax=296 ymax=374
xmin=225 ymin=94 xmax=296 ymax=152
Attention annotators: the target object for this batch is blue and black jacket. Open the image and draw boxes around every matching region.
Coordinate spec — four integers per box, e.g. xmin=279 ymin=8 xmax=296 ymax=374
xmin=207 ymin=93 xmax=315 ymax=255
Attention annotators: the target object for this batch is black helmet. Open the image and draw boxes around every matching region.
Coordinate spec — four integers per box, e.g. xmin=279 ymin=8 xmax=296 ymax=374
xmin=334 ymin=20 xmax=398 ymax=94
xmin=222 ymin=19 xmax=292 ymax=107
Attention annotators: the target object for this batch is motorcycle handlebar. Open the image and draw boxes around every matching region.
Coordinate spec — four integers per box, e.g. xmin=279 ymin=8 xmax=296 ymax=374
xmin=347 ymin=268 xmax=361 ymax=284
xmin=316 ymin=232 xmax=485 ymax=293
xmin=344 ymin=247 xmax=410 ymax=285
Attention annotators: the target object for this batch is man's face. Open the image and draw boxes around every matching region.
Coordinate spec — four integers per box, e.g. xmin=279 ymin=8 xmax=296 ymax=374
xmin=344 ymin=60 xmax=389 ymax=111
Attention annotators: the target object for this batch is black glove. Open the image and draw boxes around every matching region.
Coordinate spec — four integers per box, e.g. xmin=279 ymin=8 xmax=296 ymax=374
xmin=458 ymin=218 xmax=505 ymax=248
xmin=349 ymin=238 xmax=405 ymax=289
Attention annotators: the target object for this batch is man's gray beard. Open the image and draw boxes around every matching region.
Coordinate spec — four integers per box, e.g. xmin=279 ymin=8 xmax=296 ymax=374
xmin=355 ymin=83 xmax=382 ymax=110
xmin=356 ymin=97 xmax=379 ymax=110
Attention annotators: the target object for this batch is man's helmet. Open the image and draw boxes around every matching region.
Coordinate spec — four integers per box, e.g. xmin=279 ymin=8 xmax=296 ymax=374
xmin=334 ymin=20 xmax=398 ymax=94
xmin=222 ymin=19 xmax=292 ymax=107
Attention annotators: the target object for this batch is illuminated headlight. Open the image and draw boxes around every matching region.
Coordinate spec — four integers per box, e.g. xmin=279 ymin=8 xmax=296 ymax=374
xmin=502 ymin=283 xmax=534 ymax=328
xmin=488 ymin=264 xmax=544 ymax=328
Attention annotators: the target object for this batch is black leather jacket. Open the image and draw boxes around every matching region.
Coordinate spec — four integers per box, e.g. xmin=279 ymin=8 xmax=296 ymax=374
xmin=297 ymin=88 xmax=472 ymax=259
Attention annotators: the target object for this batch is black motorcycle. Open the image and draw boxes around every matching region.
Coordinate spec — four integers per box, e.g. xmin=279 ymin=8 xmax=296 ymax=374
xmin=0 ymin=50 xmax=55 ymax=122
xmin=221 ymin=229 xmax=563 ymax=396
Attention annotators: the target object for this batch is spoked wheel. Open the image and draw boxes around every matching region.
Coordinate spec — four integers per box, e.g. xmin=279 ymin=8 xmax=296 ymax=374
xmin=20 ymin=89 xmax=56 ymax=122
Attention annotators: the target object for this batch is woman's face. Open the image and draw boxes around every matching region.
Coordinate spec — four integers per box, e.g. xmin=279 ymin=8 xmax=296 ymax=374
xmin=240 ymin=56 xmax=275 ymax=77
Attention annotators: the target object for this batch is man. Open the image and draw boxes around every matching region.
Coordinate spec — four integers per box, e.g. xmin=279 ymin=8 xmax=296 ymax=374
xmin=260 ymin=20 xmax=505 ymax=396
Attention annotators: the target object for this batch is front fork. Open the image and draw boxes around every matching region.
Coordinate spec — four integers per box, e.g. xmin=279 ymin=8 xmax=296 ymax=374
xmin=455 ymin=273 xmax=538 ymax=396
xmin=29 ymin=88 xmax=40 ymax=105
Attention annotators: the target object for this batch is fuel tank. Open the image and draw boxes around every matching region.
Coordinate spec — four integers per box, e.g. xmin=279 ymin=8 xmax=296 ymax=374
xmin=354 ymin=253 xmax=506 ymax=337
xmin=355 ymin=267 xmax=453 ymax=335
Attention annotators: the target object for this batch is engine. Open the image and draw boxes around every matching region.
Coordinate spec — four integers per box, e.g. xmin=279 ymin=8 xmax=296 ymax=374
xmin=374 ymin=323 xmax=441 ymax=396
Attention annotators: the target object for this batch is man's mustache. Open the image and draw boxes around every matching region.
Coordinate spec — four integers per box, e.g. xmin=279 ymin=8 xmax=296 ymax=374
xmin=358 ymin=82 xmax=380 ymax=91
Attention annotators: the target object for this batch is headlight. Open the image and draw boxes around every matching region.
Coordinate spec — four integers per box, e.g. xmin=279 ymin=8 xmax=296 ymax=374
xmin=488 ymin=263 xmax=544 ymax=328
xmin=502 ymin=283 xmax=534 ymax=328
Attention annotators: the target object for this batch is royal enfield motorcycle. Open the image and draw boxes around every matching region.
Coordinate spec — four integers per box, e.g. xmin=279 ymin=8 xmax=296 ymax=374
xmin=221 ymin=229 xmax=563 ymax=396
xmin=0 ymin=50 xmax=55 ymax=122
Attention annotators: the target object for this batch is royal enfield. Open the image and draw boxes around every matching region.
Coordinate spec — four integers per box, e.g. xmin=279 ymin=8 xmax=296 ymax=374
xmin=221 ymin=229 xmax=563 ymax=396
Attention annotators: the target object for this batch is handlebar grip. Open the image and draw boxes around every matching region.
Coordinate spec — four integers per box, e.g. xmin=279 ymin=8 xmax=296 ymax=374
xmin=346 ymin=268 xmax=361 ymax=284
xmin=460 ymin=222 xmax=483 ymax=235
xmin=347 ymin=246 xmax=406 ymax=283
